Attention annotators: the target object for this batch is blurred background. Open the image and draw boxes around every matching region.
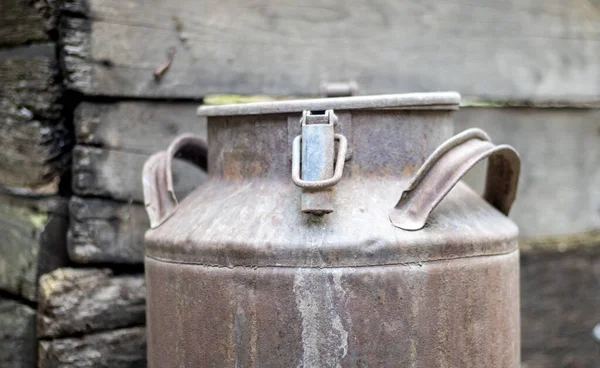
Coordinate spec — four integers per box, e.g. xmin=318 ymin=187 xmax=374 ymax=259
xmin=0 ymin=0 xmax=599 ymax=367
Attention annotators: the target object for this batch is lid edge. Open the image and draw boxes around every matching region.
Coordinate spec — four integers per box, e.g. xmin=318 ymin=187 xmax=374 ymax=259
xmin=197 ymin=92 xmax=461 ymax=117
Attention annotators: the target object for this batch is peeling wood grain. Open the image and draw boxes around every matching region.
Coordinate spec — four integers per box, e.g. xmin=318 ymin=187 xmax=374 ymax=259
xmin=38 ymin=326 xmax=146 ymax=368
xmin=74 ymin=101 xmax=206 ymax=154
xmin=72 ymin=145 xmax=206 ymax=203
xmin=38 ymin=268 xmax=145 ymax=338
xmin=59 ymin=16 xmax=93 ymax=94
xmin=0 ymin=44 xmax=69 ymax=194
xmin=60 ymin=0 xmax=600 ymax=99
xmin=0 ymin=0 xmax=57 ymax=47
xmin=455 ymin=107 xmax=600 ymax=237
xmin=0 ymin=194 xmax=68 ymax=301
xmin=0 ymin=298 xmax=37 ymax=368
xmin=68 ymin=197 xmax=148 ymax=264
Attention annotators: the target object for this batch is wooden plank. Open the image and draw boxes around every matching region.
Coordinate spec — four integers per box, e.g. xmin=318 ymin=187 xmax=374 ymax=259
xmin=72 ymin=145 xmax=206 ymax=203
xmin=521 ymin=242 xmax=600 ymax=368
xmin=0 ymin=298 xmax=36 ymax=368
xmin=68 ymin=197 xmax=148 ymax=264
xmin=60 ymin=0 xmax=600 ymax=99
xmin=0 ymin=44 xmax=63 ymax=130
xmin=72 ymin=101 xmax=207 ymax=203
xmin=0 ymin=0 xmax=57 ymax=47
xmin=38 ymin=327 xmax=146 ymax=368
xmin=74 ymin=101 xmax=206 ymax=154
xmin=38 ymin=268 xmax=145 ymax=338
xmin=0 ymin=194 xmax=69 ymax=301
xmin=0 ymin=44 xmax=69 ymax=195
xmin=454 ymin=107 xmax=600 ymax=237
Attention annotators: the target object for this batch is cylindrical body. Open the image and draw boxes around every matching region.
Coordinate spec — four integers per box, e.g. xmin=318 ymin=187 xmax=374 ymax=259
xmin=143 ymin=93 xmax=520 ymax=367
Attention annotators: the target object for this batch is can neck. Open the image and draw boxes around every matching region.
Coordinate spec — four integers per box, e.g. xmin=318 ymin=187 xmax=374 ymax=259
xmin=206 ymin=110 xmax=453 ymax=182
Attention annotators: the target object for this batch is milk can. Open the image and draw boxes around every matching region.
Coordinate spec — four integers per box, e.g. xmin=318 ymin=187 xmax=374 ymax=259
xmin=143 ymin=92 xmax=521 ymax=367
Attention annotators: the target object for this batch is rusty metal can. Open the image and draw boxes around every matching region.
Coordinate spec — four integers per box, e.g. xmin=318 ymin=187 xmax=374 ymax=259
xmin=143 ymin=92 xmax=521 ymax=367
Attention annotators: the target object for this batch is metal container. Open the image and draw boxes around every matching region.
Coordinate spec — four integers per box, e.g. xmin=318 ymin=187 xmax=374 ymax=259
xmin=143 ymin=92 xmax=521 ymax=367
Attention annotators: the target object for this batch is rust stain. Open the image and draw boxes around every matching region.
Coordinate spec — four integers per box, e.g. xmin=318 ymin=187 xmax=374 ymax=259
xmin=153 ymin=47 xmax=176 ymax=80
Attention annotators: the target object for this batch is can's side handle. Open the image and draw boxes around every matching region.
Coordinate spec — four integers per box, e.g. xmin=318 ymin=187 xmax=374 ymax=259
xmin=389 ymin=128 xmax=520 ymax=231
xmin=142 ymin=134 xmax=208 ymax=229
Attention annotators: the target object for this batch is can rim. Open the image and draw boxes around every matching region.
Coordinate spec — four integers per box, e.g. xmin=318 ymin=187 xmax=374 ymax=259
xmin=197 ymin=92 xmax=460 ymax=117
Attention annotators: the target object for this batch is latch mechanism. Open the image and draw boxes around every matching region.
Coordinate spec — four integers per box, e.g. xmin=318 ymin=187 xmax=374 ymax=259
xmin=292 ymin=110 xmax=347 ymax=215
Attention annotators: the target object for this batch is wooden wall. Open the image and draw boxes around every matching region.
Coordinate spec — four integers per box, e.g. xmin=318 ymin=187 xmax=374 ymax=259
xmin=0 ymin=0 xmax=599 ymax=367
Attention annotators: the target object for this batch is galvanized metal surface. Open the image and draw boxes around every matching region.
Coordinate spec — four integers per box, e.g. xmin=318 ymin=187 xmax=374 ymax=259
xmin=593 ymin=324 xmax=600 ymax=345
xmin=293 ymin=110 xmax=343 ymax=215
xmin=293 ymin=112 xmax=347 ymax=189
xmin=144 ymin=93 xmax=520 ymax=367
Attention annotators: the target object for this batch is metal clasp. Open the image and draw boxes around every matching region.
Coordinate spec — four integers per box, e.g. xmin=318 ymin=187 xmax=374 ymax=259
xmin=292 ymin=110 xmax=347 ymax=215
xmin=320 ymin=81 xmax=359 ymax=97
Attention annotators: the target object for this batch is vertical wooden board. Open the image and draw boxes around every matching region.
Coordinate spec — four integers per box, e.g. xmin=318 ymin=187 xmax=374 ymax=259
xmin=38 ymin=327 xmax=146 ymax=368
xmin=0 ymin=0 xmax=57 ymax=47
xmin=0 ymin=44 xmax=69 ymax=194
xmin=0 ymin=299 xmax=36 ymax=368
xmin=0 ymin=194 xmax=69 ymax=301
xmin=68 ymin=197 xmax=148 ymax=264
xmin=454 ymin=107 xmax=600 ymax=237
xmin=61 ymin=0 xmax=600 ymax=98
xmin=74 ymin=101 xmax=206 ymax=154
xmin=72 ymin=145 xmax=206 ymax=203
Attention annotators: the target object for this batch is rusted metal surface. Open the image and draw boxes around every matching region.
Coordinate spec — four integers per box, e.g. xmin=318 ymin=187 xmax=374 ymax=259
xmin=144 ymin=93 xmax=521 ymax=367
xmin=146 ymin=252 xmax=520 ymax=367
xmin=142 ymin=133 xmax=207 ymax=228
xmin=153 ymin=47 xmax=176 ymax=80
xmin=390 ymin=128 xmax=520 ymax=230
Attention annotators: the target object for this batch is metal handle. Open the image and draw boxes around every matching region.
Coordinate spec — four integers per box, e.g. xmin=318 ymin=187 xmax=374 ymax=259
xmin=389 ymin=128 xmax=520 ymax=231
xmin=142 ymin=133 xmax=207 ymax=229
xmin=292 ymin=133 xmax=347 ymax=189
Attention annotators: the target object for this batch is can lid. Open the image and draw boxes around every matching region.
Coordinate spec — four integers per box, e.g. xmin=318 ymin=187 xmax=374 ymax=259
xmin=197 ymin=92 xmax=460 ymax=117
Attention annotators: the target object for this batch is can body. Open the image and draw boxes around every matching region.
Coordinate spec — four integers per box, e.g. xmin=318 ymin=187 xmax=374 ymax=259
xmin=146 ymin=252 xmax=519 ymax=367
xmin=143 ymin=93 xmax=521 ymax=367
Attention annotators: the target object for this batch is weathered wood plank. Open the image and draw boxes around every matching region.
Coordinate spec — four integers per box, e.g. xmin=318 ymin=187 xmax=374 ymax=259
xmin=38 ymin=326 xmax=146 ymax=368
xmin=60 ymin=0 xmax=600 ymax=99
xmin=521 ymin=241 xmax=600 ymax=368
xmin=0 ymin=0 xmax=57 ymax=47
xmin=454 ymin=107 xmax=600 ymax=237
xmin=72 ymin=101 xmax=207 ymax=202
xmin=74 ymin=101 xmax=206 ymax=154
xmin=0 ymin=194 xmax=69 ymax=301
xmin=0 ymin=44 xmax=63 ymax=129
xmin=0 ymin=44 xmax=69 ymax=194
xmin=38 ymin=268 xmax=145 ymax=338
xmin=0 ymin=298 xmax=36 ymax=368
xmin=68 ymin=197 xmax=147 ymax=264
xmin=72 ymin=145 xmax=206 ymax=202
